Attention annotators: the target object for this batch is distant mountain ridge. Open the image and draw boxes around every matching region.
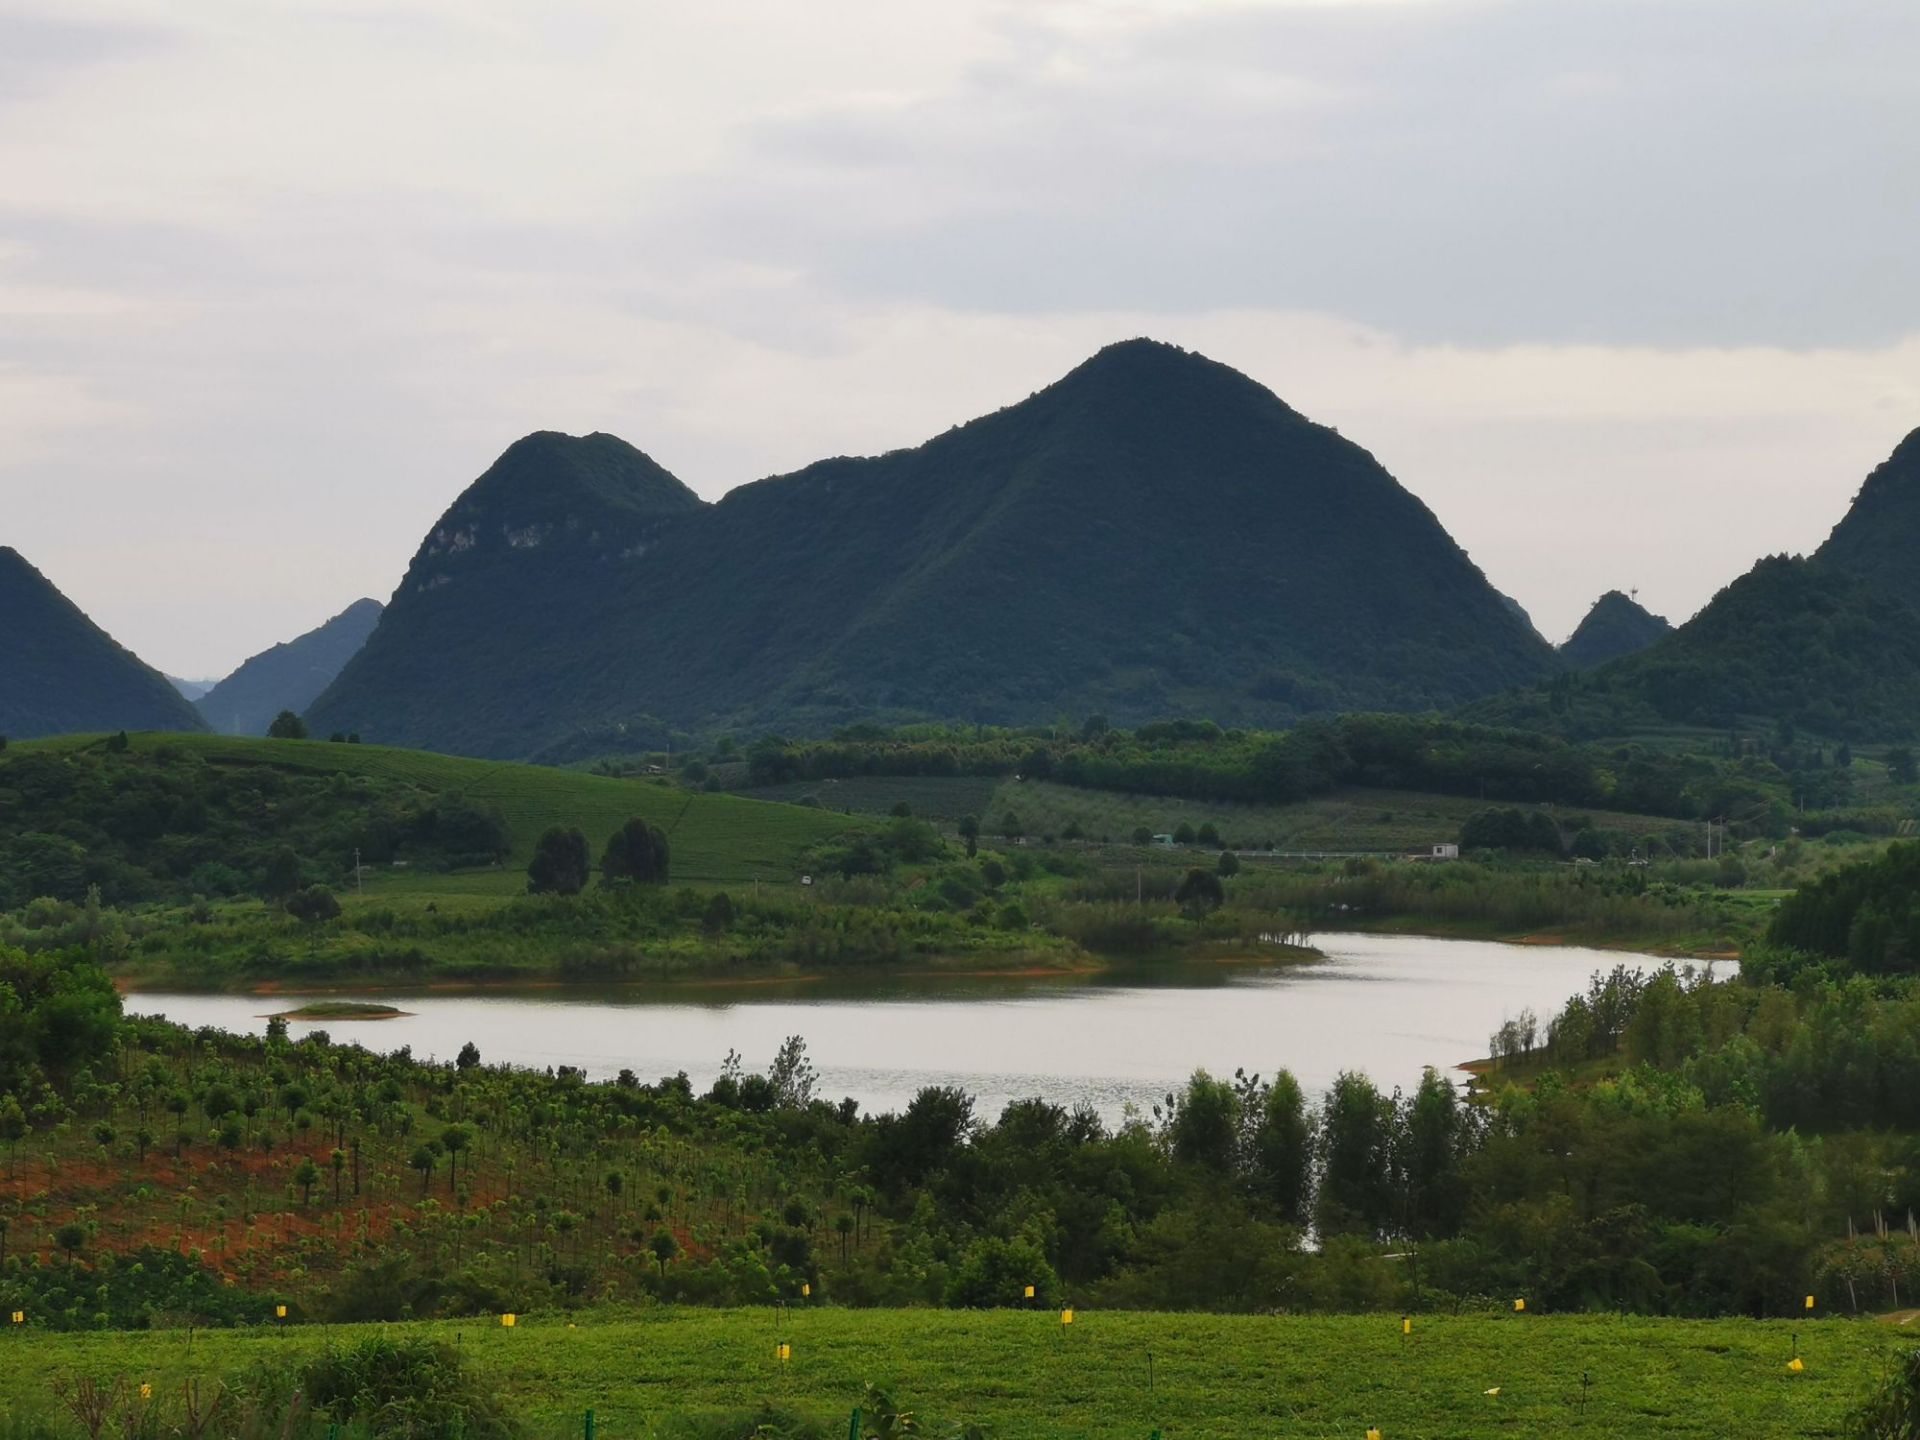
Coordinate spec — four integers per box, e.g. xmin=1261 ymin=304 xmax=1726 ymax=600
xmin=311 ymin=339 xmax=1557 ymax=757
xmin=196 ymin=598 xmax=384 ymax=736
xmin=1559 ymin=591 xmax=1671 ymax=670
xmin=1468 ymin=423 xmax=1920 ymax=741
xmin=0 ymin=547 xmax=207 ymax=739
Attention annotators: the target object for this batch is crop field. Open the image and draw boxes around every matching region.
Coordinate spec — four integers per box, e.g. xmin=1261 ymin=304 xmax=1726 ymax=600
xmin=744 ymin=774 xmax=1693 ymax=856
xmin=22 ymin=734 xmax=854 ymax=887
xmin=737 ymin=774 xmax=1005 ymax=821
xmin=1 ymin=1310 xmax=1907 ymax=1438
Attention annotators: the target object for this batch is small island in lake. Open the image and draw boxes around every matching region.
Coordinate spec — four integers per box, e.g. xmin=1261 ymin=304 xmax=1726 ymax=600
xmin=266 ymin=1001 xmax=411 ymax=1021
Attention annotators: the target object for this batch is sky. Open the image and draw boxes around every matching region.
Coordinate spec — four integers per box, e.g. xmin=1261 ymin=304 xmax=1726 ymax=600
xmin=2 ymin=0 xmax=1917 ymax=679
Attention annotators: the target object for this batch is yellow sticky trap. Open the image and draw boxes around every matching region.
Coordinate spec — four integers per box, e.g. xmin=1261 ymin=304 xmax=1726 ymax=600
xmin=1023 ymin=1285 xmax=1035 ymax=1299
xmin=275 ymin=1305 xmax=287 ymax=1319
xmin=500 ymin=1313 xmax=516 ymax=1328
xmin=566 ymin=1323 xmax=576 ymax=1330
xmin=1484 ymin=1387 xmax=1501 ymax=1396
xmin=1804 ymin=1295 xmax=1815 ymax=1311
xmin=1366 ymin=1429 xmax=1382 ymax=1440
xmin=1061 ymin=1308 xmax=1074 ymax=1326
xmin=1787 ymin=1356 xmax=1805 ymax=1373
xmin=802 ymin=1283 xmax=811 ymax=1298
xmin=9 ymin=1311 xmax=22 ymax=1324
xmin=1401 ymin=1317 xmax=1412 ymax=1336
xmin=776 ymin=1342 xmax=791 ymax=1362
xmin=139 ymin=1385 xmax=152 ymax=1401
xmin=1513 ymin=1298 xmax=1526 ymax=1312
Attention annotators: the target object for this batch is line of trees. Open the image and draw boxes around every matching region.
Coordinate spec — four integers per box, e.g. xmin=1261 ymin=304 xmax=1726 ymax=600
xmin=527 ymin=818 xmax=671 ymax=896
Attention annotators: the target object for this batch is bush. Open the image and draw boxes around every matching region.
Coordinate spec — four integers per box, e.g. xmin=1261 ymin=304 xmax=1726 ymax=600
xmin=298 ymin=1335 xmax=520 ymax=1440
xmin=285 ymin=886 xmax=342 ymax=925
xmin=1853 ymin=1348 xmax=1920 ymax=1439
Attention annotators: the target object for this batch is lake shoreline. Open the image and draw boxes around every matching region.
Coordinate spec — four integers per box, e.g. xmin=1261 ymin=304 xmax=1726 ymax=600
xmin=112 ymin=941 xmax=1323 ymax=999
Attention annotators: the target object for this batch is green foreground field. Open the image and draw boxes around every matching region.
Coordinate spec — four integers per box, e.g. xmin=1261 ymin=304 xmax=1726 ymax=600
xmin=3 ymin=1310 xmax=1908 ymax=1439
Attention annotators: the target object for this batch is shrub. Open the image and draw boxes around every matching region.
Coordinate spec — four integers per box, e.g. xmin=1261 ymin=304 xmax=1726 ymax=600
xmin=285 ymin=887 xmax=342 ymax=925
xmin=298 ymin=1335 xmax=520 ymax=1440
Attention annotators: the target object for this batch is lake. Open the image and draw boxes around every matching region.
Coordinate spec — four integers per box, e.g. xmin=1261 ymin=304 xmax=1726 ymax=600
xmin=123 ymin=933 xmax=1715 ymax=1122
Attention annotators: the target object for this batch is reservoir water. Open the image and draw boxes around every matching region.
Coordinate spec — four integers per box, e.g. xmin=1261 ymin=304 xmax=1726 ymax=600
xmin=123 ymin=932 xmax=1713 ymax=1122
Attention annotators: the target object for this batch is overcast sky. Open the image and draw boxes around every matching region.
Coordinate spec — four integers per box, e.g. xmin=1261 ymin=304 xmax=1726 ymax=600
xmin=3 ymin=0 xmax=1917 ymax=678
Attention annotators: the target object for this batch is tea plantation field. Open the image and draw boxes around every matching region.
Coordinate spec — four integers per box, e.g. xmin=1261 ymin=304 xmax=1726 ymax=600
xmin=18 ymin=733 xmax=853 ymax=888
xmin=2 ymin=1308 xmax=1908 ymax=1439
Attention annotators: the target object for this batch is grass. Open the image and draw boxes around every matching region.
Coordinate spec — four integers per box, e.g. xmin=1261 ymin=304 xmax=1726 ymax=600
xmin=1 ymin=1310 xmax=1907 ymax=1438
xmin=740 ymin=775 xmax=1004 ymax=822
xmin=21 ymin=733 xmax=856 ymax=887
xmin=744 ymin=776 xmax=1696 ymax=855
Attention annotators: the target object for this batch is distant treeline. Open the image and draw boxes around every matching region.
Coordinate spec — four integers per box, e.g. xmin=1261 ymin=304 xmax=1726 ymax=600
xmin=742 ymin=715 xmax=1796 ymax=824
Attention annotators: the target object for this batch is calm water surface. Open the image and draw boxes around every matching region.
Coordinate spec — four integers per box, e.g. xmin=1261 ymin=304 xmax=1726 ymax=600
xmin=124 ymin=933 xmax=1717 ymax=1121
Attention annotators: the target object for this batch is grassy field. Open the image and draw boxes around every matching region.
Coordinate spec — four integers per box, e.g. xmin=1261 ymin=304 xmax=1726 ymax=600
xmin=741 ymin=776 xmax=1700 ymax=855
xmin=2 ymin=1310 xmax=1906 ymax=1438
xmin=21 ymin=733 xmax=854 ymax=888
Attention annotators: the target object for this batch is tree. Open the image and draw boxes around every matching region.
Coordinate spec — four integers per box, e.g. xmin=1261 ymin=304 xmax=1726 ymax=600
xmin=1197 ymin=822 xmax=1222 ymax=847
xmin=1249 ymin=1070 xmax=1313 ymax=1226
xmin=261 ymin=847 xmax=303 ymax=899
xmin=268 ymin=710 xmax=308 ymax=740
xmin=408 ymin=1140 xmax=440 ymax=1195
xmin=1131 ymin=826 xmax=1153 ymax=846
xmin=1172 ymin=822 xmax=1197 ymax=845
xmin=1174 ymin=867 xmax=1224 ymax=917
xmin=648 ymin=1227 xmax=679 ymax=1278
xmin=330 ymin=1147 xmax=347 ymax=1203
xmin=285 ymin=886 xmax=342 ymax=924
xmin=441 ymin=1124 xmax=472 ymax=1194
xmin=54 ymin=1221 xmax=86 ymax=1266
xmin=1217 ymin=850 xmax=1240 ymax=877
xmin=456 ymin=1041 xmax=481 ymax=1071
xmin=1399 ymin=1068 xmax=1470 ymax=1240
xmin=958 ymin=815 xmax=980 ymax=859
xmin=702 ymin=892 xmax=735 ymax=933
xmin=1316 ymin=1072 xmax=1396 ymax=1239
xmin=768 ymin=1035 xmax=817 ymax=1109
xmin=999 ymin=812 xmax=1023 ymax=841
xmin=601 ymin=818 xmax=671 ymax=885
xmin=0 ymin=1096 xmax=27 ymax=1178
xmin=294 ymin=1156 xmax=320 ymax=1206
xmin=527 ymin=826 xmax=590 ymax=895
xmin=1168 ymin=1070 xmax=1240 ymax=1175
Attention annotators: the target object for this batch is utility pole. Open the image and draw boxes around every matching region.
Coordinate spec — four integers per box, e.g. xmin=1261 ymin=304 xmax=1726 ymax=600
xmin=354 ymin=847 xmax=363 ymax=896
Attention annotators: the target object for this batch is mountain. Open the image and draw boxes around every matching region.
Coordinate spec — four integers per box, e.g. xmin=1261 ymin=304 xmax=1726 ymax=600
xmin=1471 ymin=556 xmax=1920 ymax=740
xmin=310 ymin=340 xmax=1557 ymax=757
xmin=1559 ymin=591 xmax=1671 ymax=670
xmin=195 ymin=598 xmax=384 ymax=735
xmin=0 ymin=547 xmax=208 ymax=739
xmin=1816 ymin=426 xmax=1920 ymax=607
xmin=167 ymin=675 xmax=218 ymax=701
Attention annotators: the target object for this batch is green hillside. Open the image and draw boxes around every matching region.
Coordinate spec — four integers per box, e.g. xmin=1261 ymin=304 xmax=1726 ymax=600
xmin=196 ymin=598 xmax=383 ymax=737
xmin=6 ymin=733 xmax=852 ymax=896
xmin=0 ymin=547 xmax=207 ymax=740
xmin=1559 ymin=588 xmax=1672 ymax=669
xmin=311 ymin=339 xmax=1555 ymax=757
xmin=1473 ymin=556 xmax=1920 ymax=742
xmin=1818 ymin=424 xmax=1920 ymax=608
xmin=2 ymin=1310 xmax=1901 ymax=1439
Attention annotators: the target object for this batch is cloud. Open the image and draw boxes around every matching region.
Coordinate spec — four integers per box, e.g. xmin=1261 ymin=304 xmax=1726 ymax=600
xmin=0 ymin=0 xmax=1915 ymax=674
